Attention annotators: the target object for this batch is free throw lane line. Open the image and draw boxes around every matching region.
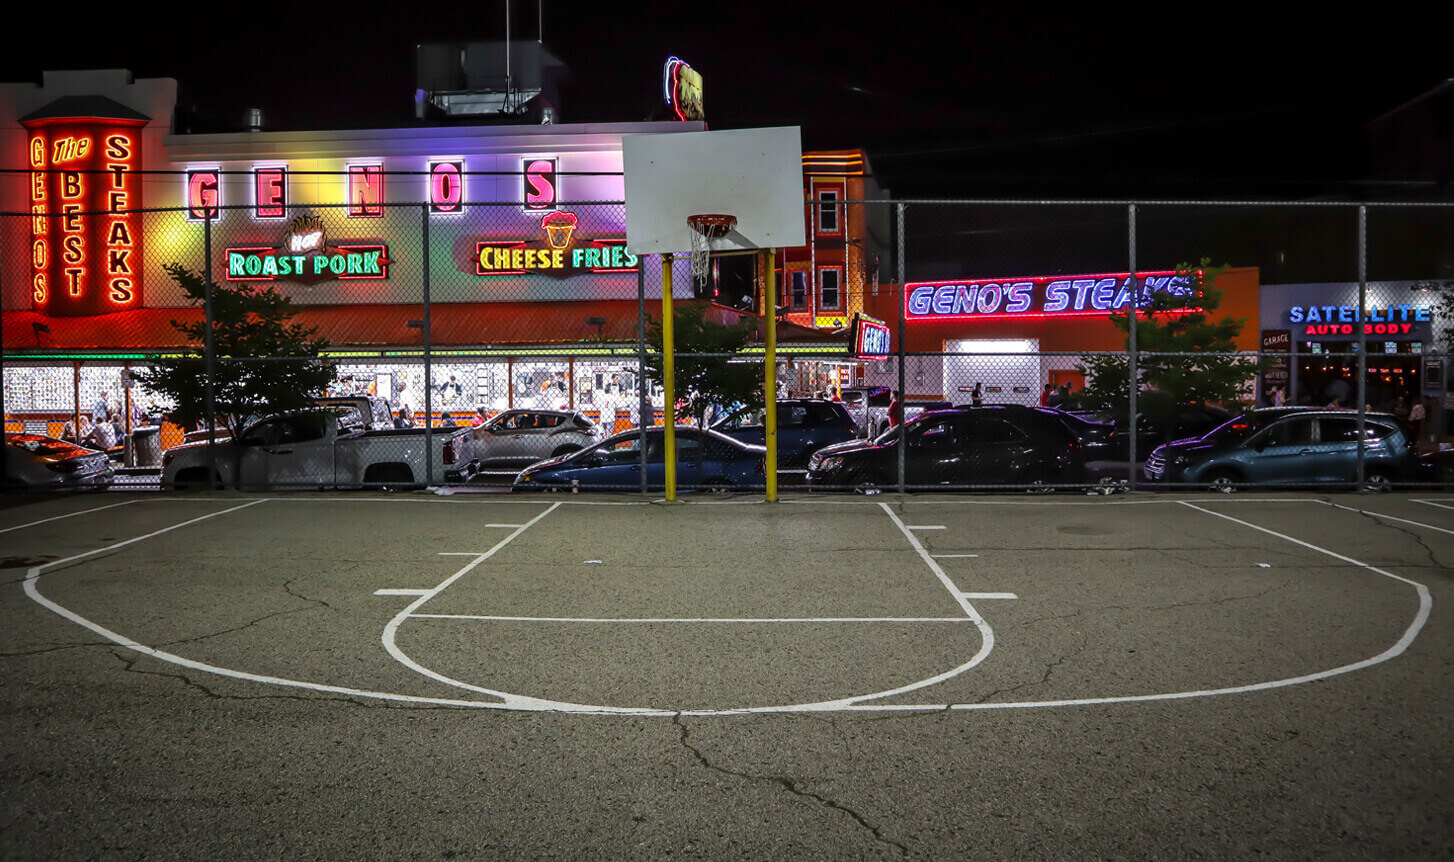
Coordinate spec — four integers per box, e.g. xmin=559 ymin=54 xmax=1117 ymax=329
xmin=1329 ymin=503 xmax=1454 ymax=537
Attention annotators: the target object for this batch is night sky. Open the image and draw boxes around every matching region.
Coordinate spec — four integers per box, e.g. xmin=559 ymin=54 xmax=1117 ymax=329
xmin=3 ymin=4 xmax=1447 ymax=198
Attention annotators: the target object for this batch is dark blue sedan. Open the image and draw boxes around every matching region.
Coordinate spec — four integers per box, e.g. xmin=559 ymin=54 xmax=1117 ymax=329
xmin=512 ymin=426 xmax=766 ymax=492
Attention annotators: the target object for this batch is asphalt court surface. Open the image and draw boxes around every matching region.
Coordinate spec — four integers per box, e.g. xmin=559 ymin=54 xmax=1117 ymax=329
xmin=3 ymin=491 xmax=1452 ymax=859
xmin=4 ymin=493 xmax=1446 ymax=714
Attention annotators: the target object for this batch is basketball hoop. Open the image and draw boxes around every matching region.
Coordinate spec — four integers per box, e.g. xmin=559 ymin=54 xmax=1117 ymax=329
xmin=687 ymin=213 xmax=737 ymax=282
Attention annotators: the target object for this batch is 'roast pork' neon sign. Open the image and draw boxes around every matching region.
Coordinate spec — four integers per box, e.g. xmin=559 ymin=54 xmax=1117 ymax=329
xmin=226 ymin=216 xmax=392 ymax=284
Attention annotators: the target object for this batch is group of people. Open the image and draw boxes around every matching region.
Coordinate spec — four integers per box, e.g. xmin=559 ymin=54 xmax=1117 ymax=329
xmin=1039 ymin=383 xmax=1075 ymax=408
xmin=58 ymin=391 xmax=152 ymax=453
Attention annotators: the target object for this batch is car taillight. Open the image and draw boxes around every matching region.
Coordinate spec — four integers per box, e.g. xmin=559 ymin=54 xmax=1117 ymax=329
xmin=443 ymin=436 xmax=457 ymax=464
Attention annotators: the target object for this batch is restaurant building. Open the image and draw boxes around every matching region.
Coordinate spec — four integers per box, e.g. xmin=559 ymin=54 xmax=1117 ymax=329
xmin=0 ymin=69 xmax=846 ymax=438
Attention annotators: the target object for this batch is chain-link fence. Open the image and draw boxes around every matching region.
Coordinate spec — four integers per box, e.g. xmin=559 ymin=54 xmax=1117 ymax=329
xmin=3 ymin=183 xmax=1451 ymax=493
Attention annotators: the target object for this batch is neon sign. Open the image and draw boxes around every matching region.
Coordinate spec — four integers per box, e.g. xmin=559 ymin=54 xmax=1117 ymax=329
xmin=521 ymin=157 xmax=558 ymax=211
xmin=851 ymin=314 xmax=891 ymax=358
xmin=476 ymin=211 xmax=638 ymax=278
xmin=22 ymin=115 xmax=145 ymax=315
xmin=428 ymin=159 xmax=464 ymax=215
xmin=186 ymin=168 xmax=220 ymax=220
xmin=906 ymin=271 xmax=1194 ymax=321
xmin=347 ymin=163 xmax=383 ymax=217
xmin=663 ymin=56 xmax=704 ymax=121
xmin=1287 ymin=304 xmax=1430 ymax=338
xmin=253 ymin=166 xmax=287 ymax=219
xmin=226 ymin=216 xmax=392 ymax=284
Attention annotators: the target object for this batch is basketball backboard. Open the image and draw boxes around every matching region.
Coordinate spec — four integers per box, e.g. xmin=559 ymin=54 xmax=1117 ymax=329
xmin=623 ymin=126 xmax=806 ymax=255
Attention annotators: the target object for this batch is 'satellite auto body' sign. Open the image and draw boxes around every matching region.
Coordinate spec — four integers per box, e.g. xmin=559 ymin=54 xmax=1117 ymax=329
xmin=905 ymin=270 xmax=1195 ymax=321
xmin=226 ymin=216 xmax=391 ymax=284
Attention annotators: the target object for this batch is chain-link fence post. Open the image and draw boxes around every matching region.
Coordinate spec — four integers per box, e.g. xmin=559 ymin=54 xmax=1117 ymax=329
xmin=896 ymin=202 xmax=907 ymax=493
xmin=1356 ymin=204 xmax=1367 ymax=490
xmin=203 ymin=212 xmax=218 ymax=490
xmin=1127 ymin=204 xmax=1138 ymax=490
xmin=422 ymin=204 xmax=433 ymax=487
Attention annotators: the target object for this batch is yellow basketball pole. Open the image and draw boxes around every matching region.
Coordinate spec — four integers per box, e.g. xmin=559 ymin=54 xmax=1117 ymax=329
xmin=661 ymin=254 xmax=677 ymax=501
xmin=764 ymin=248 xmax=778 ymax=502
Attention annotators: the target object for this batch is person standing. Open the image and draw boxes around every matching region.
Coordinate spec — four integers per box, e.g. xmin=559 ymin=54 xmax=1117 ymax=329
xmin=887 ymin=393 xmax=903 ymax=428
xmin=1040 ymin=384 xmax=1053 ymax=407
xmin=1047 ymin=385 xmax=1065 ymax=408
xmin=92 ymin=391 xmax=111 ymax=424
xmin=1408 ymin=397 xmax=1427 ymax=450
xmin=971 ymin=382 xmax=983 ymax=407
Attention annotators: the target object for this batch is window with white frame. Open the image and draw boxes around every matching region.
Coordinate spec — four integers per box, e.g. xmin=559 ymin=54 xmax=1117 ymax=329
xmin=816 ymin=189 xmax=839 ymax=234
xmin=819 ymin=267 xmax=842 ymax=310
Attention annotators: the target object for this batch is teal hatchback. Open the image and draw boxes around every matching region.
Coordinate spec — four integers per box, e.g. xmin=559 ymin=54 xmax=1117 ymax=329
xmin=1144 ymin=408 xmax=1416 ymax=491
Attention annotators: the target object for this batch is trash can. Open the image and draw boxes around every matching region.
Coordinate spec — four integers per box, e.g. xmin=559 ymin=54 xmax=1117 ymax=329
xmin=132 ymin=425 xmax=162 ymax=468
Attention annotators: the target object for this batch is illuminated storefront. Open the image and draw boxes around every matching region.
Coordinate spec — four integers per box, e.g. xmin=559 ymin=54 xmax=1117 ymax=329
xmin=1259 ymin=280 xmax=1449 ymax=414
xmin=855 ymin=268 xmax=1263 ymax=403
xmin=1 ymin=70 xmax=844 ymax=438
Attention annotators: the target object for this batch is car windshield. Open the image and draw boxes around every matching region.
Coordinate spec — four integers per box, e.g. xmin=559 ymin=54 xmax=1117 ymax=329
xmin=1200 ymin=413 xmax=1277 ymax=445
xmin=873 ymin=425 xmax=904 ymax=445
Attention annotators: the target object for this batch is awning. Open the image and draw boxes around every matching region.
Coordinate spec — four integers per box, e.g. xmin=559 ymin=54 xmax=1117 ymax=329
xmin=3 ymin=300 xmax=844 ymax=357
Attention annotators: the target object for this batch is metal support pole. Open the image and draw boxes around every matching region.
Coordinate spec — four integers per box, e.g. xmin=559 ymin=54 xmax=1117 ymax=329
xmin=203 ymin=213 xmax=218 ymax=489
xmin=1356 ymin=205 xmax=1367 ymax=490
xmin=765 ymin=248 xmax=779 ymax=502
xmin=638 ymin=263 xmax=648 ymax=493
xmin=422 ymin=204 xmax=434 ymax=487
xmin=1128 ymin=204 xmax=1138 ymax=490
xmin=896 ymin=203 xmax=907 ymax=493
xmin=662 ymin=255 xmax=677 ymax=501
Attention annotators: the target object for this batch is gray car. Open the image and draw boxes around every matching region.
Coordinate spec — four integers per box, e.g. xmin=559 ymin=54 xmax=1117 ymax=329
xmin=473 ymin=409 xmax=604 ymax=466
xmin=3 ymin=433 xmax=114 ymax=491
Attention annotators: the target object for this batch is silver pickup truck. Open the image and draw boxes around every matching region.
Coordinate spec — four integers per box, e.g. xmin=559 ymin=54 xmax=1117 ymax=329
xmin=161 ymin=396 xmax=477 ymax=489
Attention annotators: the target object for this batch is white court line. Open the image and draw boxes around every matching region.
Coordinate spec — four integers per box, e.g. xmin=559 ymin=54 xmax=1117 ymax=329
xmin=20 ymin=497 xmax=1435 ymax=717
xmin=1329 ymin=503 xmax=1454 ymax=537
xmin=410 ymin=614 xmax=976 ymax=623
xmin=0 ymin=499 xmax=139 ymax=535
xmin=960 ymin=593 xmax=1018 ymax=600
xmin=1413 ymin=499 xmax=1454 ymax=513
xmin=907 ymin=525 xmax=946 ymax=530
xmin=484 ymin=523 xmax=526 ymax=528
xmin=375 ymin=588 xmax=430 ymax=596
xmin=932 ymin=554 xmax=979 ymax=558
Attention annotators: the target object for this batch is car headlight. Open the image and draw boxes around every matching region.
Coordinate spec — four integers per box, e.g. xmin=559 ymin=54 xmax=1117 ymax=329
xmin=817 ymin=456 xmax=843 ymax=471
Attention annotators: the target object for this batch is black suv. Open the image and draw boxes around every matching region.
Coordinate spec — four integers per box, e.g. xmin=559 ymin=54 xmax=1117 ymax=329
xmin=806 ymin=405 xmax=1086 ymax=490
xmin=712 ymin=399 xmax=861 ymax=469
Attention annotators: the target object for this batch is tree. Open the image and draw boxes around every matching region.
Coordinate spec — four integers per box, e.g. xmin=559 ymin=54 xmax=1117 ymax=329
xmin=642 ymin=301 xmax=765 ymax=437
xmin=1076 ymin=259 xmax=1263 ymax=428
xmin=134 ymin=264 xmax=338 ymax=437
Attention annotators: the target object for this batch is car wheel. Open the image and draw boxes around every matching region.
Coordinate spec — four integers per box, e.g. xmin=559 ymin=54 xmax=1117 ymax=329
xmin=1362 ymin=470 xmax=1393 ymax=493
xmin=1025 ymin=470 xmax=1057 ymax=494
xmin=1204 ymin=468 xmax=1240 ymax=494
xmin=551 ymin=444 xmax=581 ymax=458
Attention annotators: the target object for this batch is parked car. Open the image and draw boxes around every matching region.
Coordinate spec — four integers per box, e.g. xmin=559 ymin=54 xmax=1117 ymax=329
xmin=162 ymin=402 xmax=477 ymax=489
xmin=805 ymin=405 xmax=1086 ymax=490
xmin=513 ymin=426 xmax=765 ymax=492
xmin=710 ymin=399 xmax=861 ymax=468
xmin=1068 ymin=403 xmax=1234 ymax=461
xmin=473 ymin=409 xmax=604 ymax=467
xmin=1035 ymin=407 xmax=1119 ymax=460
xmin=1144 ymin=408 xmax=1417 ymax=491
xmin=2 ymin=433 xmax=113 ymax=491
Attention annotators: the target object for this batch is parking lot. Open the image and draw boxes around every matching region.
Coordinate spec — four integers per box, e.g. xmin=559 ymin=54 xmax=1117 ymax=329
xmin=2 ymin=491 xmax=1450 ymax=858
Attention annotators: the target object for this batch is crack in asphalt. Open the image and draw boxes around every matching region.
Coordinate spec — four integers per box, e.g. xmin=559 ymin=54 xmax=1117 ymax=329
xmin=970 ymin=653 xmax=1072 ymax=705
xmin=673 ymin=713 xmax=909 ymax=858
xmin=0 ymin=641 xmax=115 ymax=658
xmin=282 ymin=578 xmax=333 ymax=609
xmin=153 ymin=605 xmax=318 ymax=649
xmin=105 ymin=649 xmax=483 ymax=711
xmin=1341 ymin=507 xmax=1451 ymax=575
